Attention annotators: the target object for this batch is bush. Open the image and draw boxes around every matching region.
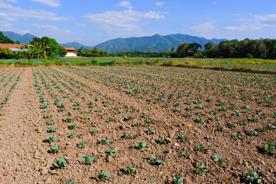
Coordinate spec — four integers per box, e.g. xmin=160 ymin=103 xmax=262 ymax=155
xmin=0 ymin=48 xmax=13 ymax=59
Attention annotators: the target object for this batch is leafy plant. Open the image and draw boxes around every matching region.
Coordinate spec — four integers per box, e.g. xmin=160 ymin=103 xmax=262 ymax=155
xmin=245 ymin=130 xmax=258 ymax=136
xmin=122 ymin=166 xmax=136 ymax=174
xmin=77 ymin=140 xmax=88 ymax=149
xmin=242 ymin=171 xmax=261 ymax=184
xmin=68 ymin=123 xmax=78 ymax=130
xmin=64 ymin=180 xmax=75 ymax=184
xmin=156 ymin=136 xmax=169 ymax=144
xmin=214 ymin=153 xmax=224 ymax=166
xmin=65 ymin=180 xmax=75 ymax=184
xmin=46 ymin=135 xmax=56 ymax=143
xmin=173 ymin=175 xmax=183 ymax=184
xmin=231 ymin=132 xmax=242 ymax=140
xmin=148 ymin=154 xmax=163 ymax=165
xmin=194 ymin=144 xmax=207 ymax=153
xmin=106 ymin=147 xmax=117 ymax=157
xmin=47 ymin=127 xmax=56 ymax=133
xmin=179 ymin=150 xmax=188 ymax=158
xmin=99 ymin=170 xmax=110 ymax=181
xmin=122 ymin=132 xmax=135 ymax=139
xmin=51 ymin=157 xmax=68 ymax=169
xmin=196 ymin=164 xmax=207 ymax=175
xmin=145 ymin=128 xmax=155 ymax=135
xmin=100 ymin=137 xmax=112 ymax=145
xmin=82 ymin=154 xmax=94 ymax=165
xmin=67 ymin=133 xmax=76 ymax=139
xmin=135 ymin=141 xmax=147 ymax=151
xmin=48 ymin=144 xmax=60 ymax=153
xmin=177 ymin=132 xmax=185 ymax=142
xmin=195 ymin=116 xmax=205 ymax=124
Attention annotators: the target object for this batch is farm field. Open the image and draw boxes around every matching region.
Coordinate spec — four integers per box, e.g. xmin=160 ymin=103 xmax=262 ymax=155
xmin=0 ymin=65 xmax=275 ymax=184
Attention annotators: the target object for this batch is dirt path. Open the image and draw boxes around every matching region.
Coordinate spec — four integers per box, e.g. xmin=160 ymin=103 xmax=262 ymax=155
xmin=0 ymin=68 xmax=47 ymax=184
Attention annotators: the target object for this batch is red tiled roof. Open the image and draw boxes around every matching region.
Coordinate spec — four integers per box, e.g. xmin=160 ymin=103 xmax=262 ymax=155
xmin=65 ymin=48 xmax=76 ymax=52
xmin=0 ymin=44 xmax=26 ymax=49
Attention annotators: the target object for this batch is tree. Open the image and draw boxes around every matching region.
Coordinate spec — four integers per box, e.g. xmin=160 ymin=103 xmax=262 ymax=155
xmin=0 ymin=32 xmax=14 ymax=43
xmin=28 ymin=36 xmax=65 ymax=58
xmin=176 ymin=43 xmax=202 ymax=57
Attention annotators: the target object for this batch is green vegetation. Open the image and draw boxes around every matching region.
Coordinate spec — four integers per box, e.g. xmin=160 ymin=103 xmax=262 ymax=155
xmin=99 ymin=170 xmax=110 ymax=181
xmin=242 ymin=171 xmax=262 ymax=184
xmin=0 ymin=32 xmax=15 ymax=43
xmin=51 ymin=157 xmax=68 ymax=169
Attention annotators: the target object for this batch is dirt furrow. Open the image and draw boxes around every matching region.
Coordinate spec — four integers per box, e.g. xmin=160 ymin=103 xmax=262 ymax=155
xmin=0 ymin=68 xmax=47 ymax=184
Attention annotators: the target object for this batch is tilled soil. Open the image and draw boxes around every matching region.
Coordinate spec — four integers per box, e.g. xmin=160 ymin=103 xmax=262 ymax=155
xmin=0 ymin=66 xmax=275 ymax=184
xmin=0 ymin=68 xmax=48 ymax=184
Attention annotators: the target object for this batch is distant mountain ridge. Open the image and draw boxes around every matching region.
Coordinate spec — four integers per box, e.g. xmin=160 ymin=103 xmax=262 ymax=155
xmin=1 ymin=31 xmax=223 ymax=52
xmin=61 ymin=42 xmax=92 ymax=49
xmin=95 ymin=34 xmax=223 ymax=53
xmin=2 ymin=31 xmax=35 ymax=44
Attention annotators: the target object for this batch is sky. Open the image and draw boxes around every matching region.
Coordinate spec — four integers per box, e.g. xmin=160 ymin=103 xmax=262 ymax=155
xmin=0 ymin=0 xmax=276 ymax=45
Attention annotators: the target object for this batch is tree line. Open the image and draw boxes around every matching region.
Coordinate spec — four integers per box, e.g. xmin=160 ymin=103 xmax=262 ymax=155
xmin=1 ymin=33 xmax=276 ymax=59
xmin=77 ymin=38 xmax=276 ymax=59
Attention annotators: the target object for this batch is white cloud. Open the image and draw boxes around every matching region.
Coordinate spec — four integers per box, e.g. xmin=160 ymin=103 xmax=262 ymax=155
xmin=189 ymin=13 xmax=276 ymax=39
xmin=255 ymin=14 xmax=276 ymax=25
xmin=119 ymin=0 xmax=132 ymax=10
xmin=0 ymin=0 xmax=66 ymax=21
xmin=86 ymin=8 xmax=165 ymax=36
xmin=31 ymin=0 xmax=60 ymax=7
xmin=155 ymin=1 xmax=165 ymax=7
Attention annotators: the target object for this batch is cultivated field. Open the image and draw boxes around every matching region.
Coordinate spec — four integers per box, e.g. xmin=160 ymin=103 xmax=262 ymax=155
xmin=0 ymin=65 xmax=275 ymax=184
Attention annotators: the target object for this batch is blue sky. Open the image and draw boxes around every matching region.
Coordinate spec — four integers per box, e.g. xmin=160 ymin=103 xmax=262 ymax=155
xmin=0 ymin=0 xmax=275 ymax=45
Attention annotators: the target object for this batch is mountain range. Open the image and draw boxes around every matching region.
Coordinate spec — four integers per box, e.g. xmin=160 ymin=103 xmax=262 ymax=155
xmin=95 ymin=34 xmax=222 ymax=53
xmin=1 ymin=31 xmax=223 ymax=53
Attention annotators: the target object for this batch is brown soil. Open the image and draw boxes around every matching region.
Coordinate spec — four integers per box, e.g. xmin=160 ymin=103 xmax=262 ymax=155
xmin=0 ymin=66 xmax=275 ymax=184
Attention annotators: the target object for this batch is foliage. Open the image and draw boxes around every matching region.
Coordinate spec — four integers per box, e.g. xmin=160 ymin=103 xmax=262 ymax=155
xmin=99 ymin=170 xmax=110 ymax=181
xmin=51 ymin=157 xmax=68 ymax=169
xmin=82 ymin=154 xmax=94 ymax=165
xmin=242 ymin=171 xmax=262 ymax=184
xmin=0 ymin=48 xmax=14 ymax=59
xmin=0 ymin=32 xmax=15 ymax=43
xmin=148 ymin=154 xmax=163 ymax=165
xmin=28 ymin=36 xmax=65 ymax=59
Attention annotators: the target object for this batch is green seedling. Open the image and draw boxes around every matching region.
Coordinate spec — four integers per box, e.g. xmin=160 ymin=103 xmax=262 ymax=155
xmin=106 ymin=147 xmax=117 ymax=157
xmin=82 ymin=154 xmax=94 ymax=165
xmin=156 ymin=136 xmax=169 ymax=144
xmin=46 ymin=135 xmax=56 ymax=143
xmin=177 ymin=132 xmax=185 ymax=142
xmin=145 ymin=128 xmax=155 ymax=135
xmin=67 ymin=133 xmax=76 ymax=139
xmin=68 ymin=123 xmax=78 ymax=130
xmin=214 ymin=153 xmax=224 ymax=166
xmin=135 ymin=141 xmax=147 ymax=151
xmin=47 ymin=127 xmax=56 ymax=133
xmin=48 ymin=144 xmax=60 ymax=153
xmin=148 ymin=154 xmax=163 ymax=165
xmin=99 ymin=170 xmax=110 ymax=181
xmin=77 ymin=140 xmax=88 ymax=149
xmin=51 ymin=157 xmax=67 ymax=169
xmin=196 ymin=164 xmax=207 ymax=175
xmin=242 ymin=171 xmax=261 ymax=184
xmin=122 ymin=132 xmax=135 ymax=139
xmin=122 ymin=166 xmax=136 ymax=174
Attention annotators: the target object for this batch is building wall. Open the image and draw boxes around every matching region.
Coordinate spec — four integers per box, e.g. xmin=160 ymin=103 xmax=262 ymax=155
xmin=65 ymin=52 xmax=77 ymax=57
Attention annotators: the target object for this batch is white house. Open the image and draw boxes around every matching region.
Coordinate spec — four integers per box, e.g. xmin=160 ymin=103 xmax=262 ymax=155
xmin=65 ymin=48 xmax=77 ymax=57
